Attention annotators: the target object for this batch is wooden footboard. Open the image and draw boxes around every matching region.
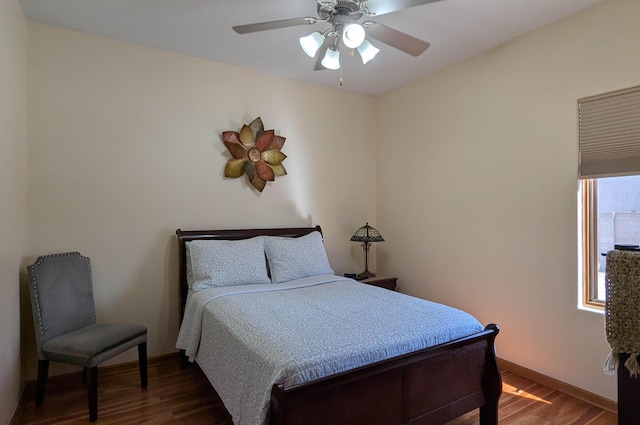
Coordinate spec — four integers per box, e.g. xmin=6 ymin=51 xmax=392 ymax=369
xmin=270 ymin=324 xmax=501 ymax=425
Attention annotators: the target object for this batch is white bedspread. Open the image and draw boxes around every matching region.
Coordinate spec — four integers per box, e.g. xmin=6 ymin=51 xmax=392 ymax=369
xmin=176 ymin=275 xmax=483 ymax=425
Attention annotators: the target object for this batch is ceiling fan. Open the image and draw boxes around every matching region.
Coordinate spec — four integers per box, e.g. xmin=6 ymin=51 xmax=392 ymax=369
xmin=232 ymin=0 xmax=442 ymax=71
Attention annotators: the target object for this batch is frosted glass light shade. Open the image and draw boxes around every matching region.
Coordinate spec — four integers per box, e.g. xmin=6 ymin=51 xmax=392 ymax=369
xmin=357 ymin=40 xmax=379 ymax=64
xmin=343 ymin=23 xmax=365 ymax=49
xmin=299 ymin=32 xmax=324 ymax=57
xmin=321 ymin=47 xmax=340 ymax=70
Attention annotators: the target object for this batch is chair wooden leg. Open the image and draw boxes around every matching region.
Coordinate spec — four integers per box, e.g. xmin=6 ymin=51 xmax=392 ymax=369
xmin=180 ymin=349 xmax=188 ymax=369
xmin=35 ymin=360 xmax=49 ymax=406
xmin=138 ymin=342 xmax=148 ymax=388
xmin=86 ymin=366 xmax=98 ymax=422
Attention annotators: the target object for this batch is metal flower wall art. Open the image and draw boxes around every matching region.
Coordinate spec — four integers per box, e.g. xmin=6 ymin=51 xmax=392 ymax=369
xmin=222 ymin=117 xmax=287 ymax=192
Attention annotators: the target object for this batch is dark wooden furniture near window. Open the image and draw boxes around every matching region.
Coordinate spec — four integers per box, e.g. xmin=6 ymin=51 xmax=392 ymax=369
xmin=360 ymin=275 xmax=397 ymax=290
xmin=618 ymin=353 xmax=640 ymax=425
xmin=176 ymin=226 xmax=502 ymax=425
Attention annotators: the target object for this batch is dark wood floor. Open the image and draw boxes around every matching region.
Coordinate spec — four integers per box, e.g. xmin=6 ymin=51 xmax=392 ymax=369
xmin=17 ymin=355 xmax=617 ymax=425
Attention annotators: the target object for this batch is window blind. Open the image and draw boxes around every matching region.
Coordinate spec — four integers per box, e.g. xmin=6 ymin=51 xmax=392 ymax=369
xmin=578 ymin=86 xmax=640 ymax=178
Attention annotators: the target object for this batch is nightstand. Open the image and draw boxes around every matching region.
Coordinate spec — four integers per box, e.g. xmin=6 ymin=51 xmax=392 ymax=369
xmin=359 ymin=276 xmax=397 ymax=291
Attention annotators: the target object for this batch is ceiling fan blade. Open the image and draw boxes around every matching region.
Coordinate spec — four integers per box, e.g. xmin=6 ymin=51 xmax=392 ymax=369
xmin=233 ymin=17 xmax=315 ymax=34
xmin=365 ymin=22 xmax=430 ymax=57
xmin=365 ymin=0 xmax=443 ymax=17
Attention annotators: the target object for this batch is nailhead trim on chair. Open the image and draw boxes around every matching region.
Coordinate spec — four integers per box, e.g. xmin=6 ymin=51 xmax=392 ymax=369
xmin=29 ymin=252 xmax=95 ymax=339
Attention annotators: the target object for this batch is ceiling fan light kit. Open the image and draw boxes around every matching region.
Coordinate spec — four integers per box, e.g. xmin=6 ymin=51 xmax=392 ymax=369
xmin=321 ymin=46 xmax=341 ymax=69
xmin=233 ymin=0 xmax=437 ymax=78
xmin=300 ymin=31 xmax=325 ymax=57
xmin=342 ymin=23 xmax=366 ymax=48
xmin=357 ymin=39 xmax=380 ymax=64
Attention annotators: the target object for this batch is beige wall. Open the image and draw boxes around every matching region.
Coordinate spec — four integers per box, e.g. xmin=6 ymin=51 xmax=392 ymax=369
xmin=0 ymin=0 xmax=28 ymax=421
xmin=26 ymin=23 xmax=377 ymax=378
xmin=377 ymin=0 xmax=639 ymax=402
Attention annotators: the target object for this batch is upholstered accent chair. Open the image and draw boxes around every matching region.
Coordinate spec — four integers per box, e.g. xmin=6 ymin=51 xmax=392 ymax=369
xmin=27 ymin=252 xmax=148 ymax=422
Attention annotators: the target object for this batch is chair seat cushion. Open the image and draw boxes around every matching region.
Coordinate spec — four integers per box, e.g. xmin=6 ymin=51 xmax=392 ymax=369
xmin=42 ymin=323 xmax=147 ymax=368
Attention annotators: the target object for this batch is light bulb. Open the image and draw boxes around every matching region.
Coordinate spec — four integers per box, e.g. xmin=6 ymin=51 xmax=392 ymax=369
xmin=299 ymin=32 xmax=324 ymax=57
xmin=342 ymin=23 xmax=365 ymax=49
xmin=357 ymin=40 xmax=379 ymax=64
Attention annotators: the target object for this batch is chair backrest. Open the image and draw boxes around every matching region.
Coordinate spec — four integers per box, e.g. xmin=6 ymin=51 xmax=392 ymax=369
xmin=27 ymin=252 xmax=97 ymax=359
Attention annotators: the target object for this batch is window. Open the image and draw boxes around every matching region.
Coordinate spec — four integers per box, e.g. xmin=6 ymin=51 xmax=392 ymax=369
xmin=579 ymin=176 xmax=640 ymax=309
xmin=578 ymin=86 xmax=640 ymax=310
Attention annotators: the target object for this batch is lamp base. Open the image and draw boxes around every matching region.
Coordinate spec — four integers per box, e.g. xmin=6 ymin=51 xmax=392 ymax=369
xmin=356 ymin=270 xmax=376 ymax=280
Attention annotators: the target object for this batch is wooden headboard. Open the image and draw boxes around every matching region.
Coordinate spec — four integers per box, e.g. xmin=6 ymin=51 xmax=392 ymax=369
xmin=175 ymin=226 xmax=322 ymax=323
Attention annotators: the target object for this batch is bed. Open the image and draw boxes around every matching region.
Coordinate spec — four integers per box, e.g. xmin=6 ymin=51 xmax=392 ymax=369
xmin=175 ymin=226 xmax=502 ymax=425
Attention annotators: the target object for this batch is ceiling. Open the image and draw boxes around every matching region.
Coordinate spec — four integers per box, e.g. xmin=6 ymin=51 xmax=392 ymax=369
xmin=19 ymin=0 xmax=604 ymax=96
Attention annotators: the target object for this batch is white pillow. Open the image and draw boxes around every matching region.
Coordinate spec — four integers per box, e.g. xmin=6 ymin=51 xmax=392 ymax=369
xmin=264 ymin=231 xmax=334 ymax=283
xmin=186 ymin=237 xmax=270 ymax=290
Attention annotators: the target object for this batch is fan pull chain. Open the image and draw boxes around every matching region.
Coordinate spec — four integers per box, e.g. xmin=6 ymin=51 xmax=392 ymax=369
xmin=339 ymin=49 xmax=343 ymax=86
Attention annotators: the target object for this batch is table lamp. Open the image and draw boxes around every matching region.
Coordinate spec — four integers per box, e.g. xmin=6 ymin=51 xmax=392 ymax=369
xmin=350 ymin=223 xmax=384 ymax=279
